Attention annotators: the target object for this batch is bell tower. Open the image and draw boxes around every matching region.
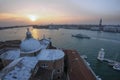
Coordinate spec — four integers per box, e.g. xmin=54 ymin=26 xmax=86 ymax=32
xmin=99 ymin=18 xmax=103 ymax=31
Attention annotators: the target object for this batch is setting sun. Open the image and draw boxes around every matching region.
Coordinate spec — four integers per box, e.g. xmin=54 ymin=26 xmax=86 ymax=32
xmin=28 ymin=15 xmax=37 ymax=22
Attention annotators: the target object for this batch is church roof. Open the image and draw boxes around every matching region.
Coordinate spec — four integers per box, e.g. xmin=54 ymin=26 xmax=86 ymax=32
xmin=0 ymin=49 xmax=20 ymax=60
xmin=0 ymin=57 xmax=38 ymax=80
xmin=37 ymin=49 xmax=65 ymax=61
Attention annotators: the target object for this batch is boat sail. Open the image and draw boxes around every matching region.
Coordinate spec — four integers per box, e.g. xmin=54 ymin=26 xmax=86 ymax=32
xmin=97 ymin=48 xmax=105 ymax=61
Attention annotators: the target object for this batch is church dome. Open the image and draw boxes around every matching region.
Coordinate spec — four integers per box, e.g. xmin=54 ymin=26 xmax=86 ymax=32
xmin=20 ymin=28 xmax=41 ymax=53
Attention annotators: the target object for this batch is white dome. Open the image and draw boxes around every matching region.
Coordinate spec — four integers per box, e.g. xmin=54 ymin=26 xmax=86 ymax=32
xmin=20 ymin=38 xmax=41 ymax=53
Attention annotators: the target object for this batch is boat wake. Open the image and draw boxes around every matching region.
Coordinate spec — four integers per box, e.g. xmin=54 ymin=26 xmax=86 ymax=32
xmin=91 ymin=37 xmax=120 ymax=43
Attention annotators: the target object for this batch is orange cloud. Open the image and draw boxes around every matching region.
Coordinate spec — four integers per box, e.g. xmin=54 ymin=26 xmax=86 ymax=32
xmin=0 ymin=12 xmax=96 ymax=25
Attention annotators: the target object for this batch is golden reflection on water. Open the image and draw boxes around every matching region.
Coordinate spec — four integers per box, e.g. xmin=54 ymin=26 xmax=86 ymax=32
xmin=30 ymin=27 xmax=50 ymax=40
xmin=31 ymin=29 xmax=39 ymax=39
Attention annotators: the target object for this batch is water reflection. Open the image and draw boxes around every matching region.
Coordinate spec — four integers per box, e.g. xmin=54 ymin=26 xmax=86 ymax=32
xmin=32 ymin=29 xmax=39 ymax=39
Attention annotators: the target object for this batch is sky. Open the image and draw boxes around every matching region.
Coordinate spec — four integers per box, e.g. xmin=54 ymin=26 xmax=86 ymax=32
xmin=0 ymin=0 xmax=120 ymax=26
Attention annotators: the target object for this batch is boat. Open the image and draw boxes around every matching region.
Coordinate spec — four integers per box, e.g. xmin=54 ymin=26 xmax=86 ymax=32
xmin=111 ymin=54 xmax=120 ymax=71
xmin=72 ymin=33 xmax=90 ymax=39
xmin=97 ymin=48 xmax=105 ymax=61
xmin=81 ymin=55 xmax=87 ymax=59
xmin=108 ymin=62 xmax=115 ymax=66
xmin=113 ymin=63 xmax=120 ymax=71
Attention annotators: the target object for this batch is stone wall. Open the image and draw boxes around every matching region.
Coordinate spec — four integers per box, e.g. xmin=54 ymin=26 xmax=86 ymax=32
xmin=37 ymin=57 xmax=64 ymax=80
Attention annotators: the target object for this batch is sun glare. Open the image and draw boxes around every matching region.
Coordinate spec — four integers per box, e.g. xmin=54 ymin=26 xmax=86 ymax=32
xmin=28 ymin=15 xmax=37 ymax=22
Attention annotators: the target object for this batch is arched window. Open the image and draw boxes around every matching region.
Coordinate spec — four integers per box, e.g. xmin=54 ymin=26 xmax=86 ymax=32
xmin=57 ymin=69 xmax=60 ymax=73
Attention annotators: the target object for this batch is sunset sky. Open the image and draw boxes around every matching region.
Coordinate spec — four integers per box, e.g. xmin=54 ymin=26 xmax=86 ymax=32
xmin=0 ymin=0 xmax=120 ymax=26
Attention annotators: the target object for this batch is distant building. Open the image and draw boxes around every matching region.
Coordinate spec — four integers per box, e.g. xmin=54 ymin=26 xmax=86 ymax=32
xmin=90 ymin=26 xmax=100 ymax=31
xmin=103 ymin=25 xmax=120 ymax=33
xmin=117 ymin=27 xmax=120 ymax=32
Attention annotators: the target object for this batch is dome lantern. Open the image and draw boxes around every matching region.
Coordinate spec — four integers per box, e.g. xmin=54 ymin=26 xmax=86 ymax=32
xmin=20 ymin=28 xmax=41 ymax=54
xmin=26 ymin=28 xmax=33 ymax=39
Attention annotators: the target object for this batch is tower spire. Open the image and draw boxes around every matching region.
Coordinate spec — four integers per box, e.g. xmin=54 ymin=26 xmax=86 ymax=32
xmin=99 ymin=18 xmax=102 ymax=26
xmin=99 ymin=18 xmax=103 ymax=31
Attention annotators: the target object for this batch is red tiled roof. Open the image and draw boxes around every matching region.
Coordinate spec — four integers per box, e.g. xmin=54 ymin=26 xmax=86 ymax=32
xmin=63 ymin=50 xmax=96 ymax=80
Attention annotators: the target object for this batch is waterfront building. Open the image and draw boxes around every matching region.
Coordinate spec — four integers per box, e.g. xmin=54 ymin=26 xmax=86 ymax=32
xmin=90 ymin=26 xmax=100 ymax=31
xmin=117 ymin=27 xmax=120 ymax=32
xmin=0 ymin=28 xmax=65 ymax=80
xmin=103 ymin=26 xmax=117 ymax=32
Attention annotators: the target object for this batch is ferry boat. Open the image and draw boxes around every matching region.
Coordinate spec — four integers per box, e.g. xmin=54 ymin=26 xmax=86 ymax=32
xmin=72 ymin=33 xmax=90 ymax=39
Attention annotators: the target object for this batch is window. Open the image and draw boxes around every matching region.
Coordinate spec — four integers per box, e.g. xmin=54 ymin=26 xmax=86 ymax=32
xmin=57 ymin=76 xmax=60 ymax=79
xmin=57 ymin=70 xmax=60 ymax=73
xmin=41 ymin=64 xmax=48 ymax=68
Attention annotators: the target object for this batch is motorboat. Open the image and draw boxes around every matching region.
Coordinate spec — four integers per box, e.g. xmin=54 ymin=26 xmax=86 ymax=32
xmin=72 ymin=33 xmax=90 ymax=39
xmin=113 ymin=63 xmax=120 ymax=71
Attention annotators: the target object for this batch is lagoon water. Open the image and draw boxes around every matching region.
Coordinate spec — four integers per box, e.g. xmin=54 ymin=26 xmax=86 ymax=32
xmin=0 ymin=27 xmax=120 ymax=80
